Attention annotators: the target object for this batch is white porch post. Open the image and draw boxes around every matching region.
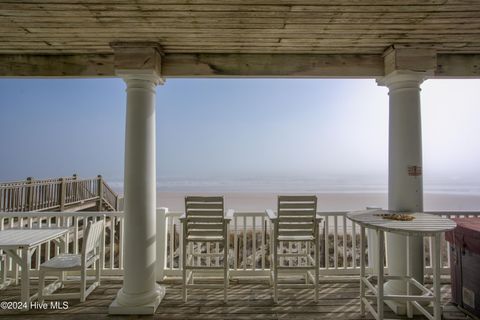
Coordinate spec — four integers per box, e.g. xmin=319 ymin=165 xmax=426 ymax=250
xmin=375 ymin=47 xmax=436 ymax=315
xmin=377 ymin=70 xmax=427 ymax=314
xmin=109 ymin=43 xmax=165 ymax=315
xmin=380 ymin=71 xmax=424 ymax=314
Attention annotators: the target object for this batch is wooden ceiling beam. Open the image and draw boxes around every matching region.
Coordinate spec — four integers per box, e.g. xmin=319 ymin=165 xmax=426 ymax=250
xmin=0 ymin=52 xmax=478 ymax=78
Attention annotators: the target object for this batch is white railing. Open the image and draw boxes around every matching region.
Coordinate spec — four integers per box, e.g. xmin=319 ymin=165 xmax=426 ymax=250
xmin=158 ymin=210 xmax=480 ymax=278
xmin=0 ymin=211 xmax=125 ymax=277
xmin=1 ymin=209 xmax=479 ymax=280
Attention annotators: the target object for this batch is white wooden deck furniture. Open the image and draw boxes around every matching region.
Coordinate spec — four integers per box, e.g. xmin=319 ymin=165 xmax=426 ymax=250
xmin=0 ymin=253 xmax=6 ymax=289
xmin=347 ymin=209 xmax=457 ymax=320
xmin=0 ymin=228 xmax=69 ymax=307
xmin=38 ymin=220 xmax=104 ymax=302
xmin=266 ymin=195 xmax=322 ymax=303
xmin=180 ymin=196 xmax=234 ymax=302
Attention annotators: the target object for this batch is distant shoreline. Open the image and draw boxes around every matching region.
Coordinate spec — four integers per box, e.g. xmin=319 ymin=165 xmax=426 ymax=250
xmin=155 ymin=191 xmax=480 ymax=212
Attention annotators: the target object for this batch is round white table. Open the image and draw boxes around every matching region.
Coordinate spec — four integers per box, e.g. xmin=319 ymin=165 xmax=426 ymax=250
xmin=347 ymin=209 xmax=456 ymax=320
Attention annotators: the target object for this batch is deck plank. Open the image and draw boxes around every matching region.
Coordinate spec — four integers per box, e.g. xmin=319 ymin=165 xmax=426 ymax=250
xmin=0 ymin=278 xmax=472 ymax=319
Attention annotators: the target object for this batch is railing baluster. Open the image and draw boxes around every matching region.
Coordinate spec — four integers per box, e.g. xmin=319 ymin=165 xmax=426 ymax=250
xmin=261 ymin=216 xmax=266 ymax=270
xmin=65 ymin=217 xmax=70 ymax=253
xmin=169 ymin=216 xmax=174 ymax=269
xmin=288 ymin=241 xmax=293 ymax=267
xmin=234 ymin=215 xmax=238 ymax=270
xmin=164 ymin=215 xmax=170 ymax=269
xmin=178 ymin=217 xmax=183 ymax=270
xmin=243 ymin=216 xmax=247 ymax=270
xmin=109 ymin=216 xmax=115 ymax=269
xmin=119 ymin=216 xmax=124 ymax=269
xmin=196 ymin=241 xmax=201 ymax=267
xmin=206 ymin=236 xmax=211 ymax=267
xmin=446 ymin=215 xmax=451 ymax=269
xmin=333 ymin=215 xmax=338 ymax=269
xmin=46 ymin=217 xmax=51 ymax=261
xmin=31 ymin=185 xmax=36 ymax=211
xmin=343 ymin=215 xmax=347 ymax=269
xmin=35 ymin=184 xmax=39 ymax=211
xmin=352 ymin=222 xmax=357 ymax=269
xmin=12 ymin=187 xmax=17 ymax=212
xmin=74 ymin=216 xmax=79 ymax=254
xmin=252 ymin=216 xmax=256 ymax=270
xmin=440 ymin=234 xmax=445 ymax=268
xmin=324 ymin=215 xmax=329 ymax=269
xmin=297 ymin=241 xmax=301 ymax=267
xmin=9 ymin=187 xmax=14 ymax=212
xmin=17 ymin=185 xmax=21 ymax=211
xmin=280 ymin=240 xmax=284 ymax=267
xmin=306 ymin=240 xmax=310 ymax=268
xmin=17 ymin=186 xmax=21 ymax=211
xmin=428 ymin=236 xmax=433 ymax=269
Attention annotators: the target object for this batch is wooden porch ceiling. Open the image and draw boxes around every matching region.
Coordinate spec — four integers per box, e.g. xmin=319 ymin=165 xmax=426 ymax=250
xmin=0 ymin=1 xmax=480 ymax=77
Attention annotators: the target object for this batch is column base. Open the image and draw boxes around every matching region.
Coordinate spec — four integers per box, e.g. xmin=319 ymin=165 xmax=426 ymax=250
xmin=385 ymin=300 xmax=406 ymax=315
xmin=385 ymin=300 xmax=433 ymax=316
xmin=109 ymin=283 xmax=165 ymax=315
xmin=384 ymin=281 xmax=431 ymax=315
xmin=385 ymin=280 xmax=408 ymax=315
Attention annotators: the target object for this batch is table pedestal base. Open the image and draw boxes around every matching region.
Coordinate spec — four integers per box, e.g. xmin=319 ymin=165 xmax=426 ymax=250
xmin=359 ymin=227 xmax=443 ymax=320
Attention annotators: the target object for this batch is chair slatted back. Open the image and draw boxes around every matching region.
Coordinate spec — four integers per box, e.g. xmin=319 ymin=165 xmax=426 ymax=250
xmin=185 ymin=196 xmax=225 ymax=238
xmin=82 ymin=220 xmax=104 ymax=258
xmin=277 ymin=196 xmax=317 ymax=238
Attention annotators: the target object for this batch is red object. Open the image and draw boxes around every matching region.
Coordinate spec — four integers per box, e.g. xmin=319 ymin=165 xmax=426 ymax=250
xmin=407 ymin=165 xmax=422 ymax=176
xmin=445 ymin=218 xmax=480 ymax=255
xmin=445 ymin=217 xmax=480 ymax=318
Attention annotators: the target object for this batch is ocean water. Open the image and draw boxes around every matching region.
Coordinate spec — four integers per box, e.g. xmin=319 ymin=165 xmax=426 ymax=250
xmin=109 ymin=178 xmax=480 ymax=212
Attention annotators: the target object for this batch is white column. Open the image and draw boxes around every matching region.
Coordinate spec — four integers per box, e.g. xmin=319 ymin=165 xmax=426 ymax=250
xmin=109 ymin=70 xmax=165 ymax=315
xmin=377 ymin=70 xmax=426 ymax=315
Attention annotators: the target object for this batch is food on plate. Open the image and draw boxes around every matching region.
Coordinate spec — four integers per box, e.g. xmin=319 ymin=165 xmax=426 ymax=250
xmin=374 ymin=213 xmax=415 ymax=221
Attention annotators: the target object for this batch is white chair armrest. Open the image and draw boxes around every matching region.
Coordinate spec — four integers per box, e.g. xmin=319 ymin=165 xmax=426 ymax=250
xmin=225 ymin=209 xmax=235 ymax=221
xmin=179 ymin=213 xmax=186 ymax=221
xmin=265 ymin=209 xmax=277 ymax=221
xmin=315 ymin=214 xmax=323 ymax=223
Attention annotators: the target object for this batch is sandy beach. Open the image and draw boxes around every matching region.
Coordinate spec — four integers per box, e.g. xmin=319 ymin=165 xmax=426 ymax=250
xmin=157 ymin=191 xmax=480 ymax=212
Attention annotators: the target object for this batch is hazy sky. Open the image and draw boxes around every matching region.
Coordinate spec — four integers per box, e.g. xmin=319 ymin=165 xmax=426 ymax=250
xmin=0 ymin=78 xmax=479 ymax=189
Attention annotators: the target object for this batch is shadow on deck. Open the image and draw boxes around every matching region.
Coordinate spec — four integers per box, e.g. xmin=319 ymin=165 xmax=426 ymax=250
xmin=0 ymin=277 xmax=472 ymax=319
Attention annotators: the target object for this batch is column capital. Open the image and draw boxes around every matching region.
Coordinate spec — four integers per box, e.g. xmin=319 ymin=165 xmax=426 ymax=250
xmin=116 ymin=69 xmax=165 ymax=86
xmin=111 ymin=42 xmax=165 ymax=85
xmin=378 ymin=46 xmax=436 ymax=91
xmin=376 ymin=70 xmax=431 ymax=90
xmin=383 ymin=46 xmax=437 ymax=75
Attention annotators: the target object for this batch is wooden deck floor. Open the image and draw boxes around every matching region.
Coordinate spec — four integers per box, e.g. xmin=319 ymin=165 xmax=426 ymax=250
xmin=0 ymin=277 xmax=472 ymax=320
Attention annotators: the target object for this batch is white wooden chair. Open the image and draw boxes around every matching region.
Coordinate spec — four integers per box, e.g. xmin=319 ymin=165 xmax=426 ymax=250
xmin=0 ymin=253 xmax=6 ymax=289
xmin=180 ymin=196 xmax=234 ymax=302
xmin=38 ymin=220 xmax=104 ymax=302
xmin=0 ymin=251 xmax=19 ymax=288
xmin=266 ymin=195 xmax=321 ymax=303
